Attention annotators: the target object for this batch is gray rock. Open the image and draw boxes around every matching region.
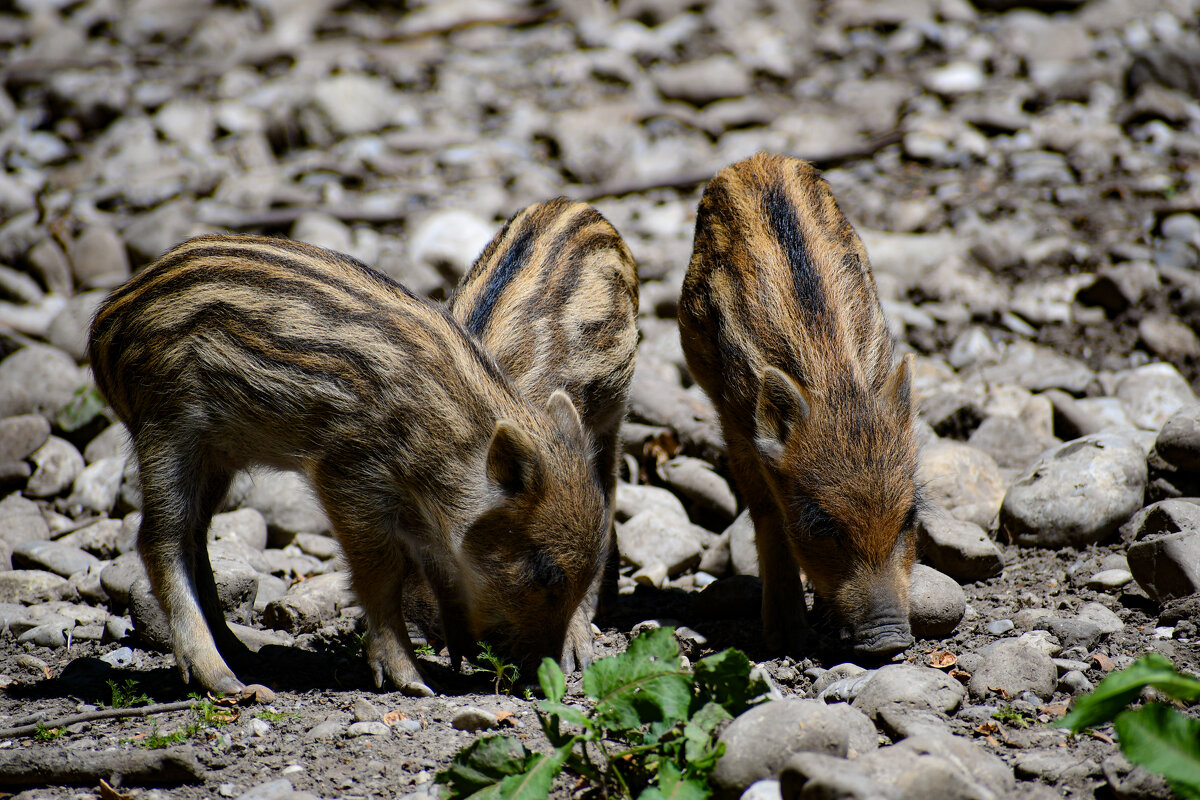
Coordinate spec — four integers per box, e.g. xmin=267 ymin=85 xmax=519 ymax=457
xmin=26 ymin=435 xmax=84 ymax=497
xmin=979 ymin=341 xmax=1095 ymax=395
xmin=210 ymin=508 xmax=269 ymax=550
xmin=1121 ymin=499 xmax=1200 ymax=545
xmin=26 ymin=238 xmax=72 ymax=295
xmin=918 ymin=439 xmax=1006 ymax=528
xmin=739 ymin=779 xmax=782 ymax=800
xmin=1128 ymin=531 xmax=1200 ymax=603
xmin=291 ymin=213 xmax=351 ymax=255
xmin=0 ymin=345 xmax=90 ymax=420
xmin=11 ymin=540 xmax=100 ymax=578
xmin=0 ymin=414 xmax=50 ymax=466
xmin=107 ymin=615 xmax=134 ymax=642
xmin=452 ymin=707 xmax=499 ymax=732
xmin=1000 ymin=433 xmax=1147 ymax=547
xmin=291 ymin=532 xmax=340 ymax=560
xmin=100 ymin=646 xmax=135 ymax=668
xmin=917 ymin=514 xmax=1003 ymax=581
xmin=286 ymin=571 xmax=353 ymax=611
xmin=779 ymin=752 xmax=894 ymax=800
xmin=1086 ymin=569 xmax=1134 ymax=590
xmin=71 ymin=563 xmax=108 ymax=604
xmin=347 ymin=720 xmax=391 ymax=737
xmin=18 ymin=620 xmax=70 ymax=648
xmin=615 ymin=483 xmax=689 ymax=523
xmin=307 ymin=720 xmax=346 ymax=739
xmin=0 ymin=492 xmax=50 ymax=548
xmin=1102 ymin=751 xmax=1175 ymax=800
xmin=83 ymin=422 xmax=130 ymax=464
xmin=986 ymin=619 xmax=1015 ymax=635
xmin=240 ymin=468 xmax=330 ymax=541
xmin=1058 ymin=670 xmax=1093 ymax=695
xmin=969 ymin=639 xmax=1057 ymax=701
xmin=850 ymin=664 xmax=966 ymax=720
xmin=406 ymin=210 xmax=497 ymax=282
xmin=966 ymin=415 xmax=1055 ymax=471
xmin=310 ymin=74 xmax=405 ymax=136
xmin=262 ymin=595 xmax=329 ymax=635
xmin=47 ymin=291 xmax=107 ymax=361
xmin=352 ymin=697 xmax=381 ymax=722
xmin=68 ymin=225 xmax=130 ymax=290
xmin=652 ymin=55 xmax=753 ymax=106
xmin=711 ymin=698 xmax=877 ymax=797
xmin=1139 ymin=315 xmax=1200 ymax=361
xmin=65 ymin=455 xmax=127 ymax=516
xmin=860 ymin=730 xmax=1015 ymax=798
xmin=1155 ymin=403 xmax=1200 ymax=471
xmin=657 ymin=456 xmax=737 ymax=523
xmin=1115 ymin=363 xmax=1196 ymax=431
xmin=100 ymin=553 xmax=145 ymax=610
xmin=726 ymin=510 xmax=758 ymax=577
xmin=811 ymin=663 xmax=869 ymax=697
xmin=236 ymin=778 xmax=299 ymax=800
xmin=59 ymin=518 xmax=123 ymax=559
xmin=617 ymin=510 xmax=705 ymax=575
xmin=908 ymin=564 xmax=966 ymax=638
xmin=0 ymin=569 xmax=72 ymax=604
xmin=1077 ymin=602 xmax=1124 ymax=634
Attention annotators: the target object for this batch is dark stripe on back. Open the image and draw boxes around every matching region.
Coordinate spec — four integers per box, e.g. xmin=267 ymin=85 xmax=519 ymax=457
xmin=763 ymin=182 xmax=826 ymax=322
xmin=464 ymin=223 xmax=535 ymax=336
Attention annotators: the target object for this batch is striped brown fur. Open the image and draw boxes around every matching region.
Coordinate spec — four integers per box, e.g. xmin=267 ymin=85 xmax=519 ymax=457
xmin=678 ymin=153 xmax=920 ymax=658
xmin=89 ymin=234 xmax=607 ymax=695
xmin=448 ymin=198 xmax=639 ymax=668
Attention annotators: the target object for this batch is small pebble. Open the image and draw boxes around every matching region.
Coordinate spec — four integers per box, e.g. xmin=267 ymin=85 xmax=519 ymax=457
xmin=986 ymin=619 xmax=1015 ymax=635
xmin=452 ymin=707 xmax=499 ymax=732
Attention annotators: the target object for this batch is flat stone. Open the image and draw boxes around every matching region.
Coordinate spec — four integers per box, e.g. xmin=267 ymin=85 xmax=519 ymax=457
xmin=966 ymin=414 xmax=1056 ymax=471
xmin=26 ymin=435 xmax=85 ymax=497
xmin=307 ymin=720 xmax=346 ymax=739
xmin=68 ymin=225 xmax=130 ymax=289
xmin=968 ymin=639 xmax=1057 ymax=701
xmin=11 ymin=540 xmax=100 ymax=578
xmin=0 ymin=569 xmax=72 ymax=604
xmin=725 ymin=510 xmax=758 ymax=577
xmin=1000 ymin=433 xmax=1147 ymax=548
xmin=210 ymin=508 xmax=269 ymax=550
xmin=651 ymin=55 xmax=753 ymax=106
xmin=617 ymin=510 xmax=705 ymax=576
xmin=59 ymin=519 xmax=124 ymax=559
xmin=851 ymin=664 xmax=966 ymax=720
xmin=917 ymin=514 xmax=1003 ymax=581
xmin=615 ymin=482 xmax=689 ymax=523
xmin=0 ymin=344 xmax=90 ymax=421
xmin=779 ymin=752 xmax=892 ymax=800
xmin=291 ymin=532 xmax=339 ymax=560
xmin=239 ymin=468 xmax=330 ymax=541
xmin=65 ymin=456 xmax=127 ymax=516
xmin=1086 ymin=569 xmax=1134 ymax=590
xmin=711 ymin=698 xmax=878 ymax=798
xmin=347 ymin=720 xmax=392 ymax=737
xmin=407 ymin=209 xmax=497 ymax=282
xmin=979 ymin=341 xmax=1095 ymax=395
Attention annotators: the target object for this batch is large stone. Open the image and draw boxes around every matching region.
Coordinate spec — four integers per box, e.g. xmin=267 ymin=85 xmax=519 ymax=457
xmin=209 ymin=508 xmax=269 ymax=551
xmin=652 ymin=55 xmax=754 ymax=106
xmin=65 ymin=455 xmax=127 ymax=516
xmin=657 ymin=456 xmax=737 ymax=524
xmin=0 ymin=570 xmax=72 ymax=604
xmin=979 ymin=341 xmax=1095 ymax=395
xmin=1155 ymin=403 xmax=1200 ymax=470
xmin=0 ymin=492 xmax=50 ymax=548
xmin=850 ymin=664 xmax=966 ymax=720
xmin=907 ymin=564 xmax=966 ymax=638
xmin=726 ymin=510 xmax=759 ymax=577
xmin=1120 ymin=499 xmax=1200 ymax=545
xmin=968 ymin=639 xmax=1057 ymax=701
xmin=917 ymin=514 xmax=1003 ymax=581
xmin=615 ymin=483 xmax=689 ymax=524
xmin=1000 ymin=433 xmax=1147 ymax=548
xmin=918 ymin=439 xmax=1006 ymax=527
xmin=239 ymin=468 xmax=330 ymax=541
xmin=0 ymin=414 xmax=50 ymax=465
xmin=47 ymin=291 xmax=107 ymax=361
xmin=406 ymin=209 xmax=497 ymax=282
xmin=616 ymin=510 xmax=706 ymax=576
xmin=68 ymin=225 xmax=130 ymax=290
xmin=1115 ymin=363 xmax=1196 ymax=431
xmin=309 ymin=73 xmax=406 ymax=136
xmin=11 ymin=540 xmax=100 ymax=578
xmin=0 ymin=345 xmax=90 ymax=420
xmin=26 ymin=435 xmax=85 ymax=497
xmin=966 ymin=414 xmax=1056 ymax=471
xmin=1128 ymin=531 xmax=1200 ymax=603
xmin=711 ymin=698 xmax=877 ymax=798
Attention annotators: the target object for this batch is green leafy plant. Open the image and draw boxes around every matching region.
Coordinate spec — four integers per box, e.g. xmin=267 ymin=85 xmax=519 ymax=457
xmin=475 ymin=641 xmax=521 ymax=695
xmin=188 ymin=693 xmax=237 ymax=728
xmin=138 ymin=723 xmax=194 ymax=749
xmin=104 ymin=678 xmax=150 ymax=709
xmin=415 ymin=643 xmax=437 ymax=657
xmin=33 ymin=722 xmax=64 ymax=742
xmin=56 ymin=385 xmax=106 ymax=432
xmin=1057 ymin=653 xmax=1200 ymax=798
xmin=255 ymin=709 xmax=298 ymax=723
xmin=437 ymin=627 xmax=768 ymax=800
xmin=992 ymin=705 xmax=1034 ymax=729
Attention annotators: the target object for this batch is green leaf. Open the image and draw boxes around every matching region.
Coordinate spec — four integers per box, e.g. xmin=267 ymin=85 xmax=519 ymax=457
xmin=472 ymin=745 xmax=571 ymax=800
xmin=536 ymin=701 xmax=591 ymax=730
xmin=56 ymin=385 xmax=106 ymax=432
xmin=1058 ymin=654 xmax=1200 ymax=733
xmin=436 ymin=735 xmax=535 ymax=798
xmin=538 ymin=658 xmax=565 ymax=703
xmin=637 ymin=760 xmax=711 ymax=800
xmin=692 ymin=648 xmax=768 ymax=717
xmin=584 ymin=627 xmax=692 ymax=732
xmin=1114 ymin=705 xmax=1200 ymax=800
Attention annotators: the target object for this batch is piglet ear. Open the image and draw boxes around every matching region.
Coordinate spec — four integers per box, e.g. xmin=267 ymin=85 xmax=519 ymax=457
xmin=881 ymin=352 xmax=915 ymax=421
xmin=754 ymin=367 xmax=810 ymax=462
xmin=487 ymin=420 xmax=543 ymax=495
xmin=545 ymin=390 xmax=586 ymax=442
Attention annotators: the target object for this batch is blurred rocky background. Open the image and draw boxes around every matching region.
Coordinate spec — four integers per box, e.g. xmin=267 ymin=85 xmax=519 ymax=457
xmin=0 ymin=1 xmax=1199 ymax=799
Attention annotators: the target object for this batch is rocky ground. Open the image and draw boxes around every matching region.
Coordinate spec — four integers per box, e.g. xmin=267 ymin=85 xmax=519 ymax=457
xmin=1 ymin=0 xmax=1199 ymax=798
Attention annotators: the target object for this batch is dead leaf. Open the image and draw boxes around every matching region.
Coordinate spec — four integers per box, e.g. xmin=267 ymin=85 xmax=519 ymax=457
xmin=929 ymin=651 xmax=957 ymax=669
xmin=974 ymin=721 xmax=999 ymax=735
xmin=948 ymin=668 xmax=972 ymax=682
xmin=1090 ymin=731 xmax=1114 ymax=744
xmin=99 ymin=779 xmax=134 ymax=800
xmin=494 ymin=710 xmax=515 ymax=725
xmin=1039 ymin=704 xmax=1069 ymax=720
xmin=985 ymin=735 xmax=1001 ymax=747
xmin=1092 ymin=653 xmax=1114 ymax=672
xmin=383 ymin=710 xmax=408 ymax=726
xmin=237 ymin=684 xmax=276 ymax=704
xmin=643 ymin=431 xmax=680 ymax=467
xmin=988 ymin=686 xmax=1011 ymax=700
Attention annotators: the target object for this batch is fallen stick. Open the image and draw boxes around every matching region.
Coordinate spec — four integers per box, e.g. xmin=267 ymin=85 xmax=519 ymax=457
xmin=0 ymin=746 xmax=203 ymax=787
xmin=0 ymin=700 xmax=197 ymax=740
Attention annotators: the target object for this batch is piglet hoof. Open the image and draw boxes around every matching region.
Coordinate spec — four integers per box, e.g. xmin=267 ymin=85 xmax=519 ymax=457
xmin=237 ymin=684 xmax=276 ymax=704
xmin=400 ymin=680 xmax=435 ymax=697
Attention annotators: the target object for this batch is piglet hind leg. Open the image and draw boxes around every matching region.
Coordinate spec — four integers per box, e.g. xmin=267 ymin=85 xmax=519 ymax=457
xmin=328 ymin=510 xmax=434 ymax=697
xmin=135 ymin=441 xmax=247 ymax=695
